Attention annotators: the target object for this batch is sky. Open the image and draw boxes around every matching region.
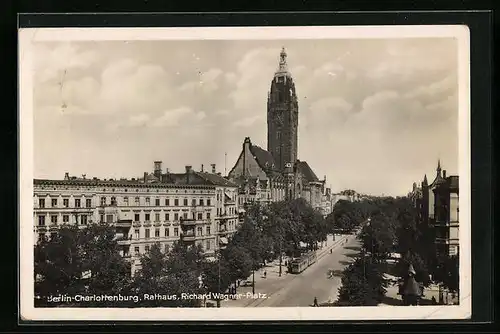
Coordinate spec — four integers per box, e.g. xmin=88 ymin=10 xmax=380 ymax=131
xmin=32 ymin=38 xmax=460 ymax=196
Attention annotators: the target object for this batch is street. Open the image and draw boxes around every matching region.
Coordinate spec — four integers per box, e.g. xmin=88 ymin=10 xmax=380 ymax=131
xmin=255 ymin=234 xmax=360 ymax=307
xmin=221 ymin=234 xmax=361 ymax=307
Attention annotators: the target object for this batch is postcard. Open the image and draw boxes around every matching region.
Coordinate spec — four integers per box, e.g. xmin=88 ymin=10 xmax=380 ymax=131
xmin=19 ymin=25 xmax=471 ymax=321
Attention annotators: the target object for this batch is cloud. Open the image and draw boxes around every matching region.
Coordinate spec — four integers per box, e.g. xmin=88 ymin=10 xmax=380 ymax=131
xmin=228 ymin=48 xmax=278 ymax=114
xmin=128 ymin=113 xmax=151 ymax=127
xmin=403 ymin=74 xmax=457 ymax=104
xmin=232 ymin=115 xmax=264 ymax=128
xmin=34 ymin=43 xmax=100 ymax=83
xmin=302 ymin=97 xmax=353 ymax=131
xmin=154 ymin=107 xmax=192 ymax=127
xmin=33 ymin=39 xmax=460 ymax=196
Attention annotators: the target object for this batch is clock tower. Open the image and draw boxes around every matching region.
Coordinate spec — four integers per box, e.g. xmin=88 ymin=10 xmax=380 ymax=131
xmin=267 ymin=47 xmax=299 ymax=172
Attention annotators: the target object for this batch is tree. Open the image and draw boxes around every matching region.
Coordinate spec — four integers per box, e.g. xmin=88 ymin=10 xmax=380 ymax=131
xmin=221 ymin=244 xmax=253 ymax=282
xmin=34 ymin=225 xmax=84 ymax=306
xmin=231 ymin=216 xmax=266 ymax=268
xmin=34 ymin=223 xmax=131 ymax=307
xmin=433 ymin=254 xmax=459 ymax=294
xmin=132 ymin=241 xmax=206 ymax=307
xmin=202 ymin=259 xmax=231 ymax=291
xmin=78 ymin=223 xmax=132 ymax=299
xmin=359 ymin=213 xmax=397 ymax=259
xmin=337 ymin=256 xmax=387 ymax=306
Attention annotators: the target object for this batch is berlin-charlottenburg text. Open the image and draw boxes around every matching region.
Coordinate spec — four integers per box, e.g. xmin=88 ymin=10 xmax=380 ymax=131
xmin=32 ymin=38 xmax=460 ymax=308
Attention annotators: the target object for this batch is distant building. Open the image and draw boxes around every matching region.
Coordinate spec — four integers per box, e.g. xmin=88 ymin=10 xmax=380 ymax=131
xmin=331 ymin=189 xmax=361 ymax=207
xmin=228 ymin=48 xmax=326 ymax=211
xmin=410 ymin=160 xmax=459 ymax=257
xmin=33 ymin=162 xmax=239 ymax=275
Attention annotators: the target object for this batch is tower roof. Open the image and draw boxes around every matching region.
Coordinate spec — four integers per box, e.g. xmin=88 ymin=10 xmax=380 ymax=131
xmin=275 ymin=47 xmax=291 ymax=77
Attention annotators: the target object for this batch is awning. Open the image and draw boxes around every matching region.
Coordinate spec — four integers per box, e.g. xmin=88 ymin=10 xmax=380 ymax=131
xmin=219 ymin=237 xmax=229 ymax=245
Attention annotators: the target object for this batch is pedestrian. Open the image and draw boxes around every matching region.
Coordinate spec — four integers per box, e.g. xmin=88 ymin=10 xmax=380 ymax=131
xmin=431 ymin=296 xmax=437 ymax=305
xmin=313 ymin=297 xmax=319 ymax=307
xmin=330 ymin=249 xmax=332 ymax=254
xmin=264 ymin=271 xmax=267 ymax=278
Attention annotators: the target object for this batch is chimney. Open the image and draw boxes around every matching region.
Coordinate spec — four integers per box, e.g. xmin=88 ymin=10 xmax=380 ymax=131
xmin=64 ymin=172 xmax=70 ymax=180
xmin=154 ymin=161 xmax=162 ymax=178
xmin=211 ymin=164 xmax=216 ymax=173
xmin=185 ymin=165 xmax=192 ymax=184
xmin=201 ymin=164 xmax=204 ymax=172
xmin=143 ymin=172 xmax=148 ymax=183
xmin=443 ymin=170 xmax=447 ymax=178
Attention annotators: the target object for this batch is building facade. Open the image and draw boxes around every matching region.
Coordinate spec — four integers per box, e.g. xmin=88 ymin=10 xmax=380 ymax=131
xmin=228 ymin=48 xmax=326 ymax=211
xmin=409 ymin=160 xmax=459 ymax=257
xmin=33 ymin=162 xmax=240 ymax=275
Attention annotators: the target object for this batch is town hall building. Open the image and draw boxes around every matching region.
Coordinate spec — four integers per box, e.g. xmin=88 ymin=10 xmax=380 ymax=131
xmin=228 ymin=48 xmax=327 ymax=212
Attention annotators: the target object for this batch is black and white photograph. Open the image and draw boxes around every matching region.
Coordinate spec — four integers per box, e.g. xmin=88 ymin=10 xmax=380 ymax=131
xmin=19 ymin=25 xmax=471 ymax=321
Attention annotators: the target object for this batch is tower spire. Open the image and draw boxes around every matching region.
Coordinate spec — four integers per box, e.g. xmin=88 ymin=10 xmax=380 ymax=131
xmin=437 ymin=159 xmax=442 ymax=177
xmin=276 ymin=47 xmax=289 ymax=76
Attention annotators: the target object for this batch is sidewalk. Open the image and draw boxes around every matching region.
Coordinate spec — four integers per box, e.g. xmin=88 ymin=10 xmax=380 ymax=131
xmin=220 ymin=233 xmax=352 ymax=307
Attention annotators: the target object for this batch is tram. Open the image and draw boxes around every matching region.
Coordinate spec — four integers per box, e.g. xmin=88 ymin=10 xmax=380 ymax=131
xmin=289 ymin=251 xmax=318 ymax=274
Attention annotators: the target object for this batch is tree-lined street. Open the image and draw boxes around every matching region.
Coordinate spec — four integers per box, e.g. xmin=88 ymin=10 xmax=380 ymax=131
xmin=34 ymin=196 xmax=459 ymax=308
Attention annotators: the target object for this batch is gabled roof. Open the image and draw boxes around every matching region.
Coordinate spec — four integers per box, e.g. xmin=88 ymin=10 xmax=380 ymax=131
xmin=296 ymin=160 xmax=319 ymax=182
xmin=430 ymin=174 xmax=446 ymax=188
xmin=249 ymin=144 xmax=276 ymax=171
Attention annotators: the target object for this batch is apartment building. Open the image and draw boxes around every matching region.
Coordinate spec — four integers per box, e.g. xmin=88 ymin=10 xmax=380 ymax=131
xmin=33 ymin=162 xmax=240 ymax=275
xmin=409 ymin=160 xmax=460 ymax=257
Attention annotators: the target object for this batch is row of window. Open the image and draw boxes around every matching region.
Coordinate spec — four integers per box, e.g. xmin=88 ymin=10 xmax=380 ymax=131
xmin=217 ymin=207 xmax=237 ymax=216
xmin=37 ymin=197 xmax=215 ymax=208
xmin=131 ymin=239 xmax=213 ymax=256
xmin=38 ymin=214 xmax=89 ymax=226
xmin=132 ymin=225 xmax=211 ymax=239
xmin=37 ymin=198 xmax=92 ymax=209
xmin=101 ymin=211 xmax=212 ymax=224
xmin=100 ymin=196 xmax=214 ymax=207
xmin=37 ymin=210 xmax=234 ymax=227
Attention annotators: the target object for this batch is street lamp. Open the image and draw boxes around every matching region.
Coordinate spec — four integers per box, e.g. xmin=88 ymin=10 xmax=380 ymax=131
xmin=278 ymin=236 xmax=283 ymax=277
xmin=217 ymin=249 xmax=221 ymax=308
xmin=252 ymin=266 xmax=255 ymax=295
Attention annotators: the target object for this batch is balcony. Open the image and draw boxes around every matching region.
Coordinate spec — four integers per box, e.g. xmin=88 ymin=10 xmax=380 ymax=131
xmin=115 ymin=220 xmax=132 ymax=228
xmin=143 ymin=221 xmax=152 ymax=227
xmin=132 ymin=221 xmax=141 ymax=227
xmin=180 ymin=217 xmax=196 ymax=226
xmin=116 ymin=235 xmax=132 ymax=245
xmin=36 ymin=225 xmax=47 ymax=232
xmin=98 ymin=206 xmax=118 ymax=215
xmin=181 ymin=218 xmax=210 ymax=226
xmin=182 ymin=232 xmax=196 ymax=242
xmin=153 ymin=221 xmax=162 ymax=227
xmin=191 ymin=205 xmax=205 ymax=212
